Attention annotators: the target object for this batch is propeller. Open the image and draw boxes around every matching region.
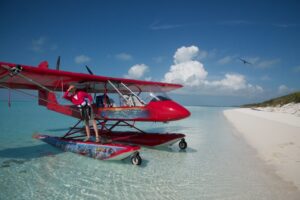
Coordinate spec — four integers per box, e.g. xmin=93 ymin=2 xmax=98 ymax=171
xmin=56 ymin=56 xmax=61 ymax=70
xmin=85 ymin=65 xmax=94 ymax=75
xmin=85 ymin=65 xmax=96 ymax=100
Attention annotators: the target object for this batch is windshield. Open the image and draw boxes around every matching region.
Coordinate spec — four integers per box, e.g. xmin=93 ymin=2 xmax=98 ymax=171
xmin=150 ymin=92 xmax=171 ymax=101
xmin=140 ymin=92 xmax=171 ymax=103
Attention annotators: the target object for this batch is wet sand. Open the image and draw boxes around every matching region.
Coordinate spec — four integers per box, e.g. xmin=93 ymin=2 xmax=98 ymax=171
xmin=224 ymin=108 xmax=300 ymax=190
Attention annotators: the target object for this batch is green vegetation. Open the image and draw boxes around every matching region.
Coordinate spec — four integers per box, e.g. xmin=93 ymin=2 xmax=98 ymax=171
xmin=242 ymin=92 xmax=300 ymax=108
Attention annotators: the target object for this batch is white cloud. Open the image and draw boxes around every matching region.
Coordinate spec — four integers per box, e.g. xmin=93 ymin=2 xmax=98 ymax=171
xmin=198 ymin=50 xmax=208 ymax=60
xmin=242 ymin=57 xmax=280 ymax=69
xmin=124 ymin=64 xmax=149 ymax=79
xmin=261 ymin=75 xmax=271 ymax=81
xmin=163 ymin=45 xmax=264 ymax=96
xmin=50 ymin=44 xmax=58 ymax=51
xmin=75 ymin=55 xmax=91 ymax=64
xmin=164 ymin=46 xmax=208 ymax=86
xmin=278 ymin=85 xmax=293 ymax=95
xmin=115 ymin=53 xmax=133 ymax=61
xmin=219 ymin=20 xmax=254 ymax=26
xmin=174 ymin=46 xmax=199 ymax=63
xmin=153 ymin=56 xmax=164 ymax=63
xmin=257 ymin=59 xmax=280 ymax=69
xmin=273 ymin=23 xmax=299 ymax=28
xmin=149 ymin=21 xmax=184 ymax=30
xmin=207 ymin=49 xmax=217 ymax=59
xmin=293 ymin=66 xmax=300 ymax=73
xmin=206 ymin=74 xmax=247 ymax=90
xmin=31 ymin=36 xmax=58 ymax=53
xmin=203 ymin=74 xmax=263 ymax=95
xmin=164 ymin=61 xmax=207 ymax=87
xmin=145 ymin=77 xmax=152 ymax=81
xmin=218 ymin=56 xmax=233 ymax=65
xmin=246 ymin=57 xmax=260 ymax=65
xmin=31 ymin=37 xmax=47 ymax=52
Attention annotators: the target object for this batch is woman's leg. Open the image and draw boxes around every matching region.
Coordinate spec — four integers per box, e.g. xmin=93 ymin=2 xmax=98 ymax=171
xmin=84 ymin=119 xmax=91 ymax=141
xmin=93 ymin=119 xmax=100 ymax=142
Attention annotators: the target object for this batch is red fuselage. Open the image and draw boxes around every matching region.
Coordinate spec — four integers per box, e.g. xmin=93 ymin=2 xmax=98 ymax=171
xmin=95 ymin=99 xmax=190 ymax=122
xmin=145 ymin=100 xmax=191 ymax=122
xmin=41 ymin=90 xmax=190 ymax=122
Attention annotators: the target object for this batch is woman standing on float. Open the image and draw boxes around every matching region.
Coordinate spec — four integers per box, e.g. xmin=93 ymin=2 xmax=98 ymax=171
xmin=63 ymin=85 xmax=100 ymax=142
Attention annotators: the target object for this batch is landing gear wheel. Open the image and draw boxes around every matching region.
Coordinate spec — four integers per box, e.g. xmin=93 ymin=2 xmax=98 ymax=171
xmin=131 ymin=152 xmax=142 ymax=165
xmin=179 ymin=139 xmax=187 ymax=150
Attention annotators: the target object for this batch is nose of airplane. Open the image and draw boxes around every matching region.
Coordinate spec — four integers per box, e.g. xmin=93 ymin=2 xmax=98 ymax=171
xmin=169 ymin=101 xmax=191 ymax=120
xmin=147 ymin=100 xmax=191 ymax=121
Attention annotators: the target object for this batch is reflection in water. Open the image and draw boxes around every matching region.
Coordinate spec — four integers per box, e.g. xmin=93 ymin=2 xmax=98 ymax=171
xmin=0 ymin=104 xmax=300 ymax=199
xmin=0 ymin=144 xmax=62 ymax=159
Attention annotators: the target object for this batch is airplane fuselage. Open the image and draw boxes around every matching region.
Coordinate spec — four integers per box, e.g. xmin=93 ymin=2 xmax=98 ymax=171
xmin=97 ymin=99 xmax=190 ymax=122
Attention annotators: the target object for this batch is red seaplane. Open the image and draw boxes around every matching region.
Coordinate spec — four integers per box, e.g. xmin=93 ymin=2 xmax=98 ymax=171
xmin=0 ymin=60 xmax=190 ymax=165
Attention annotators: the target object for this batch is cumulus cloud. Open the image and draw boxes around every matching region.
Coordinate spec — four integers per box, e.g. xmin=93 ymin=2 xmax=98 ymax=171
xmin=174 ymin=46 xmax=200 ymax=63
xmin=145 ymin=77 xmax=152 ymax=81
xmin=124 ymin=64 xmax=149 ymax=79
xmin=206 ymin=74 xmax=247 ymax=90
xmin=164 ymin=46 xmax=208 ymax=87
xmin=203 ymin=74 xmax=263 ymax=95
xmin=278 ymin=85 xmax=293 ymax=95
xmin=115 ymin=53 xmax=133 ymax=61
xmin=217 ymin=56 xmax=234 ymax=65
xmin=75 ymin=55 xmax=91 ymax=64
xmin=164 ymin=61 xmax=207 ymax=87
xmin=198 ymin=49 xmax=208 ymax=60
xmin=163 ymin=45 xmax=264 ymax=96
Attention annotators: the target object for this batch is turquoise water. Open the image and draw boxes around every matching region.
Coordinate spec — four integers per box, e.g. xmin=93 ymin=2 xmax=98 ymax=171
xmin=0 ymin=102 xmax=299 ymax=200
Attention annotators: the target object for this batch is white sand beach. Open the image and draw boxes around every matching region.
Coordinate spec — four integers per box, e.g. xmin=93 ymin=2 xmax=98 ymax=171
xmin=224 ymin=106 xmax=300 ymax=190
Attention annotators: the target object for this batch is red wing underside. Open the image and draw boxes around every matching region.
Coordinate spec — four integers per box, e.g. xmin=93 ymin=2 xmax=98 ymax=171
xmin=0 ymin=62 xmax=182 ymax=93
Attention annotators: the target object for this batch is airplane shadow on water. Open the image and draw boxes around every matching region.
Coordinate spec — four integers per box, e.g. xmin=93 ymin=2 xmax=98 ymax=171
xmin=109 ymin=158 xmax=150 ymax=168
xmin=147 ymin=146 xmax=197 ymax=153
xmin=141 ymin=126 xmax=197 ymax=153
xmin=0 ymin=144 xmax=62 ymax=168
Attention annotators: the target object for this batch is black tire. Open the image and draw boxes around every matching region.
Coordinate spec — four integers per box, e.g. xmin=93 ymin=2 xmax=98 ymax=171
xmin=179 ymin=139 xmax=187 ymax=150
xmin=131 ymin=153 xmax=142 ymax=165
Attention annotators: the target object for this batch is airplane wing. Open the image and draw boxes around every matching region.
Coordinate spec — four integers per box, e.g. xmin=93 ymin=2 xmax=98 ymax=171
xmin=0 ymin=61 xmax=182 ymax=93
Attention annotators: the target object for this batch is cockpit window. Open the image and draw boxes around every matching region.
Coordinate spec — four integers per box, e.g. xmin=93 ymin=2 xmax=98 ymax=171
xmin=149 ymin=92 xmax=171 ymax=102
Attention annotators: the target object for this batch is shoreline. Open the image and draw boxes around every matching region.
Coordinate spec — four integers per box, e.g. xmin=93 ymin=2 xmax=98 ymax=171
xmin=224 ymin=108 xmax=300 ymax=190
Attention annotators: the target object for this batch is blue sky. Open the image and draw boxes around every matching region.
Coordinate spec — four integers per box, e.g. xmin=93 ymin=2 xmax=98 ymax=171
xmin=0 ymin=0 xmax=300 ymax=106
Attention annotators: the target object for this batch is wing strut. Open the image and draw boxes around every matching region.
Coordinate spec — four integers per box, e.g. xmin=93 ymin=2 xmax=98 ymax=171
xmin=107 ymin=80 xmax=131 ymax=105
xmin=1 ymin=65 xmax=54 ymax=93
xmin=120 ymin=82 xmax=145 ymax=105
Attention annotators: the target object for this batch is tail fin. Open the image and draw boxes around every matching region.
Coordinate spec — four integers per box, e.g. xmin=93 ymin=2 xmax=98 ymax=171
xmin=38 ymin=90 xmax=58 ymax=107
xmin=38 ymin=90 xmax=80 ymax=118
xmin=38 ymin=61 xmax=49 ymax=69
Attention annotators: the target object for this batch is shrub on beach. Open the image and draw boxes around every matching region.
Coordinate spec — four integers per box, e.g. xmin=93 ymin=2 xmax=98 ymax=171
xmin=241 ymin=91 xmax=300 ymax=108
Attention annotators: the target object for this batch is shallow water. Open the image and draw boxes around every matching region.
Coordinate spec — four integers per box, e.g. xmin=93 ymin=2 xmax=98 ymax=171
xmin=0 ymin=102 xmax=299 ymax=199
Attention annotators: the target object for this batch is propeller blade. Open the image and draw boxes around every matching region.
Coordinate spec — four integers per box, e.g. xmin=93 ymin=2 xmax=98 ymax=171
xmin=85 ymin=65 xmax=94 ymax=75
xmin=56 ymin=56 xmax=61 ymax=70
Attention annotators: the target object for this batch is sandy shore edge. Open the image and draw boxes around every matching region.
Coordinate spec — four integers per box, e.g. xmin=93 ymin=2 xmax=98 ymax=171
xmin=224 ymin=108 xmax=300 ymax=190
